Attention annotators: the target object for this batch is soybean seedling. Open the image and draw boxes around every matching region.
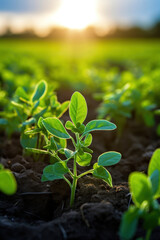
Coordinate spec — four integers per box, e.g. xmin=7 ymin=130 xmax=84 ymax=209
xmin=0 ymin=80 xmax=48 ymax=139
xmin=26 ymin=92 xmax=121 ymax=206
xmin=97 ymin=84 xmax=133 ymax=136
xmin=120 ymin=149 xmax=160 ymax=240
xmin=97 ymin=83 xmax=156 ymax=137
xmin=0 ymin=80 xmax=69 ymax=149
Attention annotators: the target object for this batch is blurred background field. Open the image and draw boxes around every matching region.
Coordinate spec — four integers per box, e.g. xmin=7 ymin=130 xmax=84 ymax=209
xmin=0 ymin=0 xmax=160 ymax=133
xmin=0 ymin=38 xmax=160 ymax=92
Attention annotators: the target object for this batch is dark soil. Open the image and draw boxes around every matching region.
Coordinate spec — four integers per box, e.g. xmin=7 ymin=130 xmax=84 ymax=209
xmin=0 ymin=92 xmax=160 ymax=240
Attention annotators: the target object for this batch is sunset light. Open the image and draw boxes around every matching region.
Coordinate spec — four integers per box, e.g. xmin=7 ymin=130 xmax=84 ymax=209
xmin=1 ymin=0 xmax=160 ymax=239
xmin=51 ymin=0 xmax=98 ymax=30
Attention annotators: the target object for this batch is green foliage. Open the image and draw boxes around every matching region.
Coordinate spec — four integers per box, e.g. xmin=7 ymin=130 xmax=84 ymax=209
xmin=129 ymin=172 xmax=153 ymax=207
xmin=41 ymin=162 xmax=69 ymax=181
xmin=26 ymin=91 xmax=121 ymax=206
xmin=32 ymin=80 xmax=47 ymax=102
xmin=148 ymin=149 xmax=160 ymax=198
xmin=0 ymin=40 xmax=160 ymax=138
xmin=98 ymin=151 xmax=121 ymax=167
xmin=120 ymin=206 xmax=139 ymax=240
xmin=0 ymin=164 xmax=17 ymax=195
xmin=42 ymin=118 xmax=70 ymax=139
xmin=93 ymin=163 xmax=113 ymax=187
xmin=69 ymin=91 xmax=87 ymax=126
xmin=83 ymin=119 xmax=116 ymax=135
xmin=120 ymin=148 xmax=160 ymax=240
xmin=97 ymin=82 xmax=156 ymax=135
xmin=0 ymin=80 xmax=69 ymax=154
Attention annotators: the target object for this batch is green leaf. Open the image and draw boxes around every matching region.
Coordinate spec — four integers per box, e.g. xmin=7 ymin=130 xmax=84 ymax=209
xmin=19 ymin=97 xmax=30 ymax=105
xmin=38 ymin=116 xmax=44 ymax=128
xmin=11 ymin=101 xmax=24 ymax=109
xmin=34 ymin=108 xmax=48 ymax=120
xmin=76 ymin=123 xmax=85 ymax=134
xmin=15 ymin=86 xmax=29 ymax=100
xmin=56 ymin=101 xmax=70 ymax=118
xmin=65 ymin=121 xmax=83 ymax=133
xmin=149 ymin=170 xmax=159 ymax=196
xmin=22 ymin=117 xmax=36 ymax=127
xmin=20 ymin=133 xmax=38 ymax=148
xmin=93 ymin=163 xmax=112 ymax=187
xmin=32 ymin=80 xmax=47 ymax=102
xmin=77 ymin=152 xmax=92 ymax=166
xmin=54 ymin=136 xmax=67 ymax=149
xmin=69 ymin=92 xmax=87 ymax=126
xmin=143 ymin=210 xmax=160 ymax=230
xmin=41 ymin=162 xmax=69 ymax=182
xmin=84 ymin=134 xmax=92 ymax=147
xmin=50 ymin=95 xmax=59 ymax=108
xmin=98 ymin=151 xmax=121 ymax=167
xmin=25 ymin=128 xmax=41 ymax=135
xmin=148 ymin=149 xmax=160 ymax=198
xmin=33 ymin=100 xmax=40 ymax=110
xmin=81 ymin=146 xmax=93 ymax=154
xmin=42 ymin=117 xmax=70 ymax=139
xmin=37 ymin=116 xmax=48 ymax=136
xmin=83 ymin=120 xmax=116 ymax=135
xmin=41 ymin=174 xmax=49 ymax=182
xmin=30 ymin=100 xmax=40 ymax=116
xmin=65 ymin=121 xmax=75 ymax=130
xmin=129 ymin=172 xmax=152 ymax=207
xmin=64 ymin=149 xmax=74 ymax=159
xmin=44 ymin=137 xmax=57 ymax=151
xmin=119 ymin=206 xmax=139 ymax=240
xmin=0 ymin=169 xmax=17 ymax=195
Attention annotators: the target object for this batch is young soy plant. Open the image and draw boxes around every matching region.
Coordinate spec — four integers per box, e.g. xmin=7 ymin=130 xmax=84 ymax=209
xmin=29 ymin=92 xmax=121 ymax=206
xmin=0 ymin=80 xmax=48 ymax=139
xmin=120 ymin=148 xmax=160 ymax=240
xmin=97 ymin=84 xmax=133 ymax=136
xmin=0 ymin=80 xmax=69 ymax=150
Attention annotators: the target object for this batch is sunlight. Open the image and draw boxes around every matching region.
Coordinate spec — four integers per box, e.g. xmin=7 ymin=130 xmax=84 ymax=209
xmin=52 ymin=0 xmax=98 ymax=30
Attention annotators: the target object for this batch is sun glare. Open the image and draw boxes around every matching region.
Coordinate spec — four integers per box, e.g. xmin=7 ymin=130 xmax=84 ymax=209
xmin=52 ymin=0 xmax=98 ymax=30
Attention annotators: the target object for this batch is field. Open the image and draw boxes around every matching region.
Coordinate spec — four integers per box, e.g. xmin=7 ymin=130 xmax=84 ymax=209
xmin=0 ymin=39 xmax=160 ymax=240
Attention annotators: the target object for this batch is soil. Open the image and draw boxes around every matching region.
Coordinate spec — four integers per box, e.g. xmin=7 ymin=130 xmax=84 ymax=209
xmin=0 ymin=91 xmax=160 ymax=240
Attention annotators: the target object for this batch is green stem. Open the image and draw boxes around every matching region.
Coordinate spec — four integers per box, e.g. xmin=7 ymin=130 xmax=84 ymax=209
xmin=77 ymin=169 xmax=93 ymax=179
xmin=70 ymin=176 xmax=77 ymax=207
xmin=70 ymin=153 xmax=78 ymax=207
xmin=54 ymin=153 xmax=62 ymax=162
xmin=68 ymin=169 xmax=74 ymax=178
xmin=145 ymin=229 xmax=152 ymax=240
xmin=64 ymin=176 xmax=72 ymax=188
xmin=70 ymin=136 xmax=76 ymax=146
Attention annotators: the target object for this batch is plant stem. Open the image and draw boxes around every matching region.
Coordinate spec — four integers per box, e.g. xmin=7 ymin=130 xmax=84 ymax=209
xmin=70 ymin=153 xmax=77 ymax=207
xmin=70 ymin=176 xmax=77 ymax=207
xmin=145 ymin=229 xmax=152 ymax=240
xmin=70 ymin=136 xmax=76 ymax=146
xmin=77 ymin=169 xmax=93 ymax=179
xmin=64 ymin=176 xmax=72 ymax=188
